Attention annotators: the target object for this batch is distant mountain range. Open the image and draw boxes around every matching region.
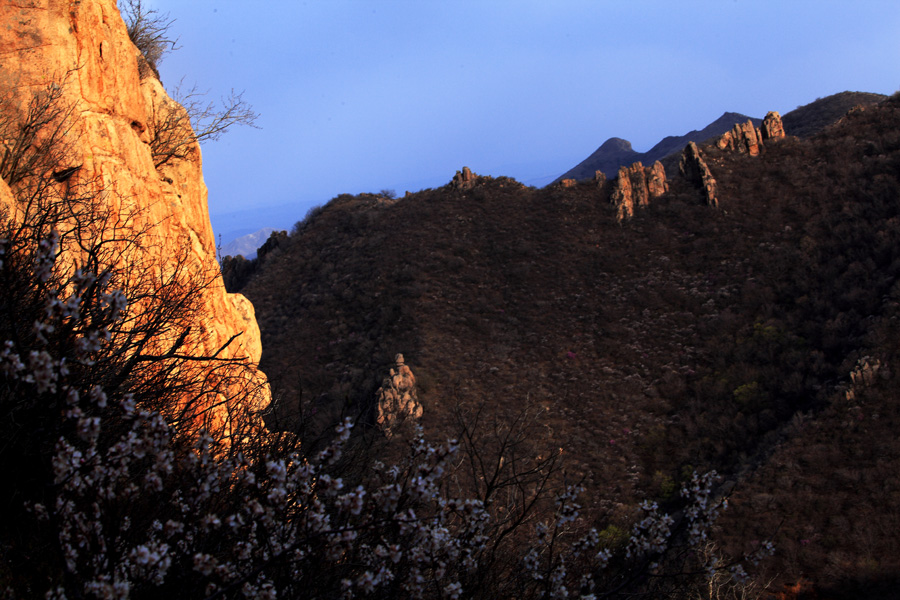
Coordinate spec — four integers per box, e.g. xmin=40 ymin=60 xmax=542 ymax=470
xmin=555 ymin=91 xmax=888 ymax=184
xmin=219 ymin=227 xmax=277 ymax=260
xmin=555 ymin=112 xmax=761 ymax=183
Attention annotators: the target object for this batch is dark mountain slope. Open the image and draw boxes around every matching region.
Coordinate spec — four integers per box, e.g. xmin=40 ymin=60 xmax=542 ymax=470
xmin=556 ymin=136 xmax=639 ymax=182
xmin=556 ymin=91 xmax=888 ymax=186
xmin=244 ymin=94 xmax=900 ymax=597
xmin=708 ymin=97 xmax=900 ymax=598
xmin=556 ymin=111 xmax=760 ymax=182
xmin=782 ymin=91 xmax=887 ymax=138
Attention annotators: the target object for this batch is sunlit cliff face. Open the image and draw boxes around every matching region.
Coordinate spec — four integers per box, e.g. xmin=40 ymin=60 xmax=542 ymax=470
xmin=0 ymin=0 xmax=269 ymax=440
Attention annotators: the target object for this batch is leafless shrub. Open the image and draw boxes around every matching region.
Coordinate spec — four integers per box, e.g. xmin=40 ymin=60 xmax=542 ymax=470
xmin=116 ymin=2 xmax=259 ymax=166
xmin=118 ymin=0 xmax=179 ymax=78
xmin=148 ymin=81 xmax=259 ymax=168
xmin=0 ymin=74 xmax=79 ymax=190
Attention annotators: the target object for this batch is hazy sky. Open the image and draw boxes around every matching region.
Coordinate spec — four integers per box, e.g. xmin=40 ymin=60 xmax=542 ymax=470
xmin=147 ymin=1 xmax=900 ymax=243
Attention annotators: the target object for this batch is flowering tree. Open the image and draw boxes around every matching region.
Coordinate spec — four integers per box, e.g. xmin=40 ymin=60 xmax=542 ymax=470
xmin=0 ymin=223 xmax=772 ymax=597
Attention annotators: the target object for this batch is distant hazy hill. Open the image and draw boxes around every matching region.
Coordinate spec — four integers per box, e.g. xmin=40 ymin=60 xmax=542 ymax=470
xmin=555 ymin=111 xmax=761 ymax=182
xmin=220 ymin=227 xmax=277 ymax=259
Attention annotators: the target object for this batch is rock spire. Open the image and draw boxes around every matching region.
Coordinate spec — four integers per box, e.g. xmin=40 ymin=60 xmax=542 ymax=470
xmin=375 ymin=354 xmax=423 ymax=437
xmin=679 ymin=142 xmax=719 ymax=207
xmin=610 ymin=161 xmax=668 ymax=220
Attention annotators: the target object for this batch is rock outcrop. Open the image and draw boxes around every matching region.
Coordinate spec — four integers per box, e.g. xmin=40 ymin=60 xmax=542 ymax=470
xmin=760 ymin=111 xmax=786 ymax=140
xmin=646 ymin=161 xmax=668 ymax=197
xmin=451 ymin=166 xmax=478 ymax=190
xmin=685 ymin=112 xmax=784 ymax=208
xmin=680 ymin=142 xmax=719 ymax=207
xmin=716 ymin=112 xmax=785 ymax=155
xmin=610 ymin=161 xmax=668 ymax=220
xmin=375 ymin=354 xmax=422 ymax=437
xmin=716 ymin=120 xmax=763 ymax=155
xmin=0 ymin=0 xmax=268 ymax=435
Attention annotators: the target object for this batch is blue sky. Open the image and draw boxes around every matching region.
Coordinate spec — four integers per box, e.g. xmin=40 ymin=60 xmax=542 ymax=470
xmin=146 ymin=1 xmax=900 ymax=244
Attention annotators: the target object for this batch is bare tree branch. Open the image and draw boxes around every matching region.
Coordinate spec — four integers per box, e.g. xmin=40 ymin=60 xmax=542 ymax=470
xmin=118 ymin=0 xmax=179 ymax=78
xmin=148 ymin=81 xmax=260 ymax=168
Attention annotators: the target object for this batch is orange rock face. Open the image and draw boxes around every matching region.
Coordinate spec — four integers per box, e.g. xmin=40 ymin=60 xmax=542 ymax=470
xmin=0 ymin=0 xmax=268 ymax=436
xmin=760 ymin=110 xmax=786 ymax=141
xmin=646 ymin=160 xmax=668 ymax=198
xmin=610 ymin=161 xmax=668 ymax=220
xmin=717 ymin=120 xmax=762 ymax=156
xmin=716 ymin=112 xmax=785 ymax=156
xmin=611 ymin=165 xmax=636 ymax=220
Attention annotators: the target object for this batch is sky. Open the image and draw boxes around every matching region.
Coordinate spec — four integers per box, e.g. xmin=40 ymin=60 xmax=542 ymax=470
xmin=145 ymin=0 xmax=900 ymax=244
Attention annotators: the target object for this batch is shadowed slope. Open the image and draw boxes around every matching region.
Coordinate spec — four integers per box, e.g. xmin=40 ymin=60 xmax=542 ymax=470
xmin=245 ymin=94 xmax=900 ymax=596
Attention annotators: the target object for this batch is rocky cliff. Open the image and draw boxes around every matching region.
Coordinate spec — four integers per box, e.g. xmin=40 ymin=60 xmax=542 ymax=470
xmin=678 ymin=112 xmax=786 ymax=208
xmin=715 ymin=111 xmax=786 ymax=156
xmin=610 ymin=161 xmax=668 ymax=220
xmin=0 ymin=0 xmax=267 ymax=433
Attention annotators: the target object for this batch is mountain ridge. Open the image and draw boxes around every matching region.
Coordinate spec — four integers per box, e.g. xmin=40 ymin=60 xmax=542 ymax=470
xmin=555 ymin=110 xmax=761 ymax=183
xmin=239 ymin=91 xmax=900 ymax=598
xmin=555 ymin=92 xmax=888 ymax=184
xmin=782 ymin=90 xmax=888 ymax=138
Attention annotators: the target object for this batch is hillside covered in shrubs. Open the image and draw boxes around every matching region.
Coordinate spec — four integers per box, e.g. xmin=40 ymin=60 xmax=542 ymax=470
xmin=233 ymin=93 xmax=900 ymax=599
xmin=0 ymin=3 xmax=805 ymax=599
xmin=11 ymin=1 xmax=900 ymax=599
